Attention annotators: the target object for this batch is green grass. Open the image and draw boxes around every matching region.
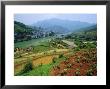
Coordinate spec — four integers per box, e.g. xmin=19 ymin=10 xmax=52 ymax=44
xmin=32 ymin=42 xmax=52 ymax=53
xmin=14 ymin=41 xmax=53 ymax=59
xmin=16 ymin=55 xmax=67 ymax=76
xmin=21 ymin=64 xmax=52 ymax=76
xmin=14 ymin=37 xmax=53 ymax=48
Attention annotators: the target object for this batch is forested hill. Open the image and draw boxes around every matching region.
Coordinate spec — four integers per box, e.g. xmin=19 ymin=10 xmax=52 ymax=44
xmin=65 ymin=24 xmax=97 ymax=41
xmin=14 ymin=21 xmax=55 ymax=43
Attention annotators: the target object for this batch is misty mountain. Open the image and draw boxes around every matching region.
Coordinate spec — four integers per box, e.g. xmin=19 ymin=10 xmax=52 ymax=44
xmin=32 ymin=18 xmax=95 ymax=34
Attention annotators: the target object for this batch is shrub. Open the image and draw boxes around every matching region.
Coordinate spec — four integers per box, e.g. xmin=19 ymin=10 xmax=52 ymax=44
xmin=52 ymin=57 xmax=56 ymax=63
xmin=74 ymin=47 xmax=80 ymax=51
xmin=90 ymin=64 xmax=97 ymax=69
xmin=76 ymin=57 xmax=80 ymax=63
xmin=75 ymin=68 xmax=80 ymax=76
xmin=59 ymin=54 xmax=64 ymax=58
xmin=63 ymin=56 xmax=68 ymax=60
xmin=75 ymin=71 xmax=80 ymax=76
xmin=67 ymin=64 xmax=72 ymax=68
xmin=86 ymin=69 xmax=93 ymax=76
xmin=60 ymin=71 xmax=67 ymax=76
xmin=22 ymin=60 xmax=33 ymax=73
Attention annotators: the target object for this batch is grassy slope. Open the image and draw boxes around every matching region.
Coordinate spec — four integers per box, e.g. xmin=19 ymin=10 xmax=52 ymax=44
xmin=16 ymin=56 xmax=67 ymax=76
xmin=14 ymin=37 xmax=53 ymax=48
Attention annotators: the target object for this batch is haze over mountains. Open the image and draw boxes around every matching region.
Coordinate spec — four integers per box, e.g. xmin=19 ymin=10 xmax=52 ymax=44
xmin=14 ymin=18 xmax=97 ymax=42
xmin=32 ymin=18 xmax=96 ymax=34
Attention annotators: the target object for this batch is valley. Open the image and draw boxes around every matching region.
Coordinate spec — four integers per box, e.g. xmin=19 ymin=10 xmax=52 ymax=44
xmin=14 ymin=18 xmax=97 ymax=76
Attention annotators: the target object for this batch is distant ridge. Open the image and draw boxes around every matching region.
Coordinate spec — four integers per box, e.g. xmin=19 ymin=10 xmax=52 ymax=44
xmin=32 ymin=18 xmax=95 ymax=34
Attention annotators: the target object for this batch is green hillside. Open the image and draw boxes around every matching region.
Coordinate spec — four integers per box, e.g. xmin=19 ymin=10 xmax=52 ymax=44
xmin=65 ymin=25 xmax=97 ymax=41
xmin=14 ymin=21 xmax=33 ymax=42
xmin=14 ymin=21 xmax=55 ymax=43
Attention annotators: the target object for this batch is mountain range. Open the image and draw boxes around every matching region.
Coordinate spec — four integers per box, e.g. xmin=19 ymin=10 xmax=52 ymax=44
xmin=32 ymin=18 xmax=95 ymax=34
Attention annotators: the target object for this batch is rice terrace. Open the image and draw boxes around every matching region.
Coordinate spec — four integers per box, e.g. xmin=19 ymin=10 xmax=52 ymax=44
xmin=14 ymin=14 xmax=97 ymax=76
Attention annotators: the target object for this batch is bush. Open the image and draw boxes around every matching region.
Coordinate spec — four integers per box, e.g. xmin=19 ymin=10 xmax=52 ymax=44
xmin=86 ymin=69 xmax=93 ymax=76
xmin=75 ymin=71 xmax=80 ymax=76
xmin=52 ymin=57 xmax=56 ymax=63
xmin=74 ymin=47 xmax=80 ymax=51
xmin=22 ymin=60 xmax=33 ymax=73
xmin=59 ymin=54 xmax=64 ymax=58
xmin=60 ymin=71 xmax=67 ymax=76
xmin=75 ymin=56 xmax=81 ymax=63
xmin=75 ymin=68 xmax=80 ymax=76
xmin=90 ymin=64 xmax=97 ymax=69
xmin=67 ymin=64 xmax=72 ymax=68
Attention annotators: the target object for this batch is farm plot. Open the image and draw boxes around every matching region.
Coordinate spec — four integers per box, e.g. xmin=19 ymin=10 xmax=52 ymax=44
xmin=50 ymin=48 xmax=97 ymax=76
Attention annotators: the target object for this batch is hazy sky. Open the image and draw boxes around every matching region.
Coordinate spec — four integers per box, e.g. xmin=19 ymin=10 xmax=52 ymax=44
xmin=14 ymin=14 xmax=97 ymax=25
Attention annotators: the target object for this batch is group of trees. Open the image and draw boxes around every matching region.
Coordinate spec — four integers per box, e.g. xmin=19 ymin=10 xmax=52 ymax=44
xmin=64 ymin=25 xmax=97 ymax=49
xmin=14 ymin=21 xmax=55 ymax=43
xmin=14 ymin=21 xmax=33 ymax=42
xmin=65 ymin=27 xmax=97 ymax=42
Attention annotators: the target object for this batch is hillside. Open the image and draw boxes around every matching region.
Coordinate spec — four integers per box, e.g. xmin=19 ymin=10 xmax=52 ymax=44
xmin=14 ymin=21 xmax=55 ymax=42
xmin=65 ymin=25 xmax=97 ymax=41
xmin=14 ymin=20 xmax=97 ymax=76
xmin=32 ymin=18 xmax=95 ymax=34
